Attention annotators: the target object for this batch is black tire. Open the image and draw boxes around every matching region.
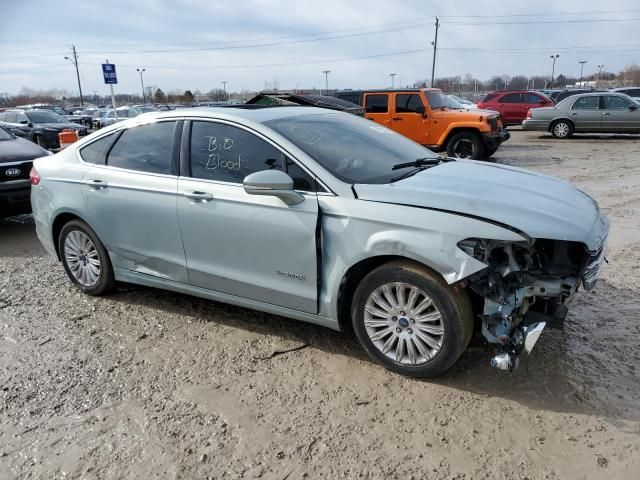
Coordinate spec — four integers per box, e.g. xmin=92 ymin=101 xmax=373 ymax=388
xmin=446 ymin=131 xmax=485 ymax=159
xmin=485 ymin=146 xmax=498 ymax=158
xmin=58 ymin=219 xmax=115 ymax=295
xmin=351 ymin=261 xmax=473 ymax=378
xmin=35 ymin=135 xmax=48 ymax=149
xmin=550 ymin=119 xmax=574 ymax=139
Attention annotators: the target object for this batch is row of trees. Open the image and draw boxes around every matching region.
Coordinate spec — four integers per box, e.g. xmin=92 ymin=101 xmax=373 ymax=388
xmin=3 ymin=65 xmax=640 ymax=107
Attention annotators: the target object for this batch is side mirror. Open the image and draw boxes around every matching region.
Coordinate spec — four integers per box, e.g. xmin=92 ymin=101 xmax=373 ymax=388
xmin=20 ymin=120 xmax=29 ymax=125
xmin=629 ymin=104 xmax=638 ymax=111
xmin=243 ymin=170 xmax=304 ymax=206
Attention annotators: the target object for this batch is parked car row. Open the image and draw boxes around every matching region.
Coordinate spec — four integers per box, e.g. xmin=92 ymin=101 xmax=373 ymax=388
xmin=0 ymin=109 xmax=88 ymax=149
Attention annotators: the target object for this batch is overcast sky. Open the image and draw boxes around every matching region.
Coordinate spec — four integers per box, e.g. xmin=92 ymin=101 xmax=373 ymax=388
xmin=1 ymin=0 xmax=639 ymax=96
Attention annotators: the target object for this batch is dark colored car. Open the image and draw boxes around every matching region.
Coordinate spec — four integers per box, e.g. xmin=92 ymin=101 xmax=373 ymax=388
xmin=0 ymin=109 xmax=88 ymax=149
xmin=549 ymin=89 xmax=605 ymax=103
xmin=476 ymin=91 xmax=555 ymax=126
xmin=611 ymin=87 xmax=640 ymax=100
xmin=0 ymin=125 xmax=50 ymax=217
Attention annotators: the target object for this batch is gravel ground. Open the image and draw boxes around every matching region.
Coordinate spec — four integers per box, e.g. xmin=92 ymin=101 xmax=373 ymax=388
xmin=1 ymin=129 xmax=639 ymax=479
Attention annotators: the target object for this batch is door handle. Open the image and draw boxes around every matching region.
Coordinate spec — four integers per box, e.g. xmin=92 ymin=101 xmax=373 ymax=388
xmin=87 ymin=179 xmax=107 ymax=189
xmin=392 ymin=117 xmax=403 ymax=121
xmin=184 ymin=190 xmax=213 ymax=201
xmin=602 ymin=112 xmax=611 ymax=116
xmin=570 ymin=112 xmax=578 ymax=116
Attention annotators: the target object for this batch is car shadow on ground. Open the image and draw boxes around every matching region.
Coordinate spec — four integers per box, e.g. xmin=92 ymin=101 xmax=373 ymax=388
xmin=111 ymin=277 xmax=639 ymax=425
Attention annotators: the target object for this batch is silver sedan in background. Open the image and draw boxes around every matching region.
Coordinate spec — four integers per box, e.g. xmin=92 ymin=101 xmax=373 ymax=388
xmin=523 ymin=92 xmax=640 ymax=138
xmin=30 ymin=108 xmax=608 ymax=377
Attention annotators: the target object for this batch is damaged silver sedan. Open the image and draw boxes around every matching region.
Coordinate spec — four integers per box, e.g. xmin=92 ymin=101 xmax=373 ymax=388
xmin=31 ymin=107 xmax=609 ymax=377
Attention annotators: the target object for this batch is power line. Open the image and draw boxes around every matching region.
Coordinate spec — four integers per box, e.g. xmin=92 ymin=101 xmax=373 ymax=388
xmin=445 ymin=18 xmax=640 ymax=25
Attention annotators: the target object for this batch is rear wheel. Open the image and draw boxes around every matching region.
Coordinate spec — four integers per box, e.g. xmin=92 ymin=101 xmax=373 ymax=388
xmin=550 ymin=120 xmax=574 ymax=139
xmin=485 ymin=146 xmax=498 ymax=157
xmin=446 ymin=131 xmax=485 ymax=159
xmin=58 ymin=219 xmax=115 ymax=295
xmin=351 ymin=261 xmax=473 ymax=378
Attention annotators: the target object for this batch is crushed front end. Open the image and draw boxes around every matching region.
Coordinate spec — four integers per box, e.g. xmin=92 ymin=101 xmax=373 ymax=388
xmin=457 ymin=215 xmax=609 ymax=371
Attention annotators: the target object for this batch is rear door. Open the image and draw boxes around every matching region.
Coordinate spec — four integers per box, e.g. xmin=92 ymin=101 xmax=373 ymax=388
xmin=81 ymin=121 xmax=189 ymax=282
xmin=568 ymin=95 xmax=602 ymax=131
xmin=600 ymin=95 xmax=640 ymax=132
xmin=391 ymin=93 xmax=430 ymax=144
xmin=364 ymin=93 xmax=391 ymax=128
xmin=497 ymin=93 xmax=524 ymax=124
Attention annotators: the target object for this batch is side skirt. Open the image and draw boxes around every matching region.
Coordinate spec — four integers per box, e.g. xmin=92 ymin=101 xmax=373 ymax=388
xmin=114 ymin=268 xmax=340 ymax=331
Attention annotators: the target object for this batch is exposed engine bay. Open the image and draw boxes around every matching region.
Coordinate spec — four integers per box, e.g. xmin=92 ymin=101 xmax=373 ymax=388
xmin=458 ymin=237 xmax=606 ymax=371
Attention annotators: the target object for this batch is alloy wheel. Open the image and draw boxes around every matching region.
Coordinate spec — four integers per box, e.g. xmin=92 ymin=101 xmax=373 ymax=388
xmin=63 ymin=230 xmax=101 ymax=287
xmin=553 ymin=122 xmax=570 ymax=138
xmin=452 ymin=138 xmax=474 ymax=158
xmin=363 ymin=282 xmax=444 ymax=365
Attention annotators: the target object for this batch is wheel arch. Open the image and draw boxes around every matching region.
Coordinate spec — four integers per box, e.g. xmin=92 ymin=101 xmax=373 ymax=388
xmin=440 ymin=126 xmax=482 ymax=148
xmin=336 ymin=255 xmax=447 ymax=332
xmin=549 ymin=117 xmax=574 ymax=132
xmin=51 ymin=211 xmax=98 ymax=260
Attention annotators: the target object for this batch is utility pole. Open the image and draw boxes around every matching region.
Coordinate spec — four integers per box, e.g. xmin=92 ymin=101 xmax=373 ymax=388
xmin=64 ymin=45 xmax=84 ymax=106
xmin=597 ymin=64 xmax=604 ymax=86
xmin=550 ymin=54 xmax=560 ymax=88
xmin=221 ymin=81 xmax=228 ymax=101
xmin=390 ymin=73 xmax=396 ymax=88
xmin=430 ymin=17 xmax=439 ymax=88
xmin=578 ymin=60 xmax=587 ymax=85
xmin=137 ymin=68 xmax=146 ymax=103
xmin=322 ymin=70 xmax=330 ymax=95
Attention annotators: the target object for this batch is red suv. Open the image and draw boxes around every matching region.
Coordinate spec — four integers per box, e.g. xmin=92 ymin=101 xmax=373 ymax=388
xmin=477 ymin=90 xmax=554 ymax=126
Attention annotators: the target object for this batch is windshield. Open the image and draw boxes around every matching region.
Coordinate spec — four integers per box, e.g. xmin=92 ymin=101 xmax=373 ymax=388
xmin=25 ymin=111 xmax=67 ymax=123
xmin=424 ymin=90 xmax=451 ymax=109
xmin=265 ymin=113 xmax=438 ymax=184
xmin=0 ymin=127 xmax=13 ymax=140
xmin=446 ymin=96 xmax=465 ymax=109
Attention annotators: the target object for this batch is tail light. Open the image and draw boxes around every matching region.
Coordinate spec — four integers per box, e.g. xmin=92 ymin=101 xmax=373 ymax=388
xmin=29 ymin=166 xmax=41 ymax=185
xmin=526 ymin=109 xmax=533 ymax=119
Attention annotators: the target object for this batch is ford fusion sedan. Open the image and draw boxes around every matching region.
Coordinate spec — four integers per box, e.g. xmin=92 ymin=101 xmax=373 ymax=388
xmin=31 ymin=108 xmax=609 ymax=377
xmin=523 ymin=92 xmax=640 ymax=138
xmin=0 ymin=125 xmax=50 ymax=217
xmin=0 ymin=109 xmax=88 ymax=149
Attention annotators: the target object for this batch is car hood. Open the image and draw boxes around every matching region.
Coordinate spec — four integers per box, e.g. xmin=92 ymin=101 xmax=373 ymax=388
xmin=434 ymin=108 xmax=499 ymax=118
xmin=354 ymin=160 xmax=602 ymax=247
xmin=0 ymin=137 xmax=49 ymax=163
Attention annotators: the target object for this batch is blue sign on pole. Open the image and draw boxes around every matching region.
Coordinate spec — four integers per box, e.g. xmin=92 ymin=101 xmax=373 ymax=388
xmin=102 ymin=63 xmax=118 ymax=84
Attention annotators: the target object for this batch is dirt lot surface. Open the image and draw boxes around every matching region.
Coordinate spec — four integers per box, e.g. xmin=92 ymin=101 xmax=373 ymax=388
xmin=1 ymin=130 xmax=639 ymax=479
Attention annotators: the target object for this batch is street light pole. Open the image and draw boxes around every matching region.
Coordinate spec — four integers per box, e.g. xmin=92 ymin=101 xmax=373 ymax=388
xmin=221 ymin=81 xmax=228 ymax=101
xmin=390 ymin=73 xmax=396 ymax=88
xmin=597 ymin=64 xmax=604 ymax=86
xmin=550 ymin=54 xmax=560 ymax=88
xmin=578 ymin=60 xmax=587 ymax=85
xmin=64 ymin=45 xmax=84 ymax=107
xmin=322 ymin=70 xmax=330 ymax=95
xmin=136 ymin=68 xmax=146 ymax=103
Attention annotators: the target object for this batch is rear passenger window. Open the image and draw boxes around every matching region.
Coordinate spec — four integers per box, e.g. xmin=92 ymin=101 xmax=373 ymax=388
xmin=106 ymin=121 xmax=176 ymax=174
xmin=572 ymin=96 xmax=599 ymax=110
xmin=499 ymin=93 xmax=522 ymax=103
xmin=522 ymin=93 xmax=543 ymax=104
xmin=396 ymin=94 xmax=424 ymax=113
xmin=190 ymin=121 xmax=285 ymax=184
xmin=80 ymin=133 xmax=117 ymax=164
xmin=365 ymin=94 xmax=389 ymax=113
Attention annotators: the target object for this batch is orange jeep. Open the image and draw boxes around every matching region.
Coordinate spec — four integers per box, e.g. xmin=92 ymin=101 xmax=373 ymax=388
xmin=334 ymin=88 xmax=509 ymax=159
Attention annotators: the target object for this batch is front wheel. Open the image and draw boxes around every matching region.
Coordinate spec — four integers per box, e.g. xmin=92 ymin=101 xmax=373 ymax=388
xmin=58 ymin=219 xmax=115 ymax=295
xmin=446 ymin=131 xmax=485 ymax=159
xmin=351 ymin=261 xmax=473 ymax=378
xmin=550 ymin=120 xmax=574 ymax=139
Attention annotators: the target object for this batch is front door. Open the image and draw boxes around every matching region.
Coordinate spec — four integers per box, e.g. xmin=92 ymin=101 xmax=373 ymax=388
xmin=81 ymin=121 xmax=188 ymax=283
xmin=177 ymin=120 xmax=319 ymax=313
xmin=364 ymin=93 xmax=392 ymax=128
xmin=600 ymin=95 xmax=640 ymax=132
xmin=391 ymin=93 xmax=430 ymax=144
xmin=568 ymin=95 xmax=602 ymax=131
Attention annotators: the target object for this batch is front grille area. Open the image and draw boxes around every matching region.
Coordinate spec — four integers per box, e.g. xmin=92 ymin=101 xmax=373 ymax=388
xmin=582 ymin=241 xmax=606 ymax=290
xmin=488 ymin=117 xmax=499 ymax=131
